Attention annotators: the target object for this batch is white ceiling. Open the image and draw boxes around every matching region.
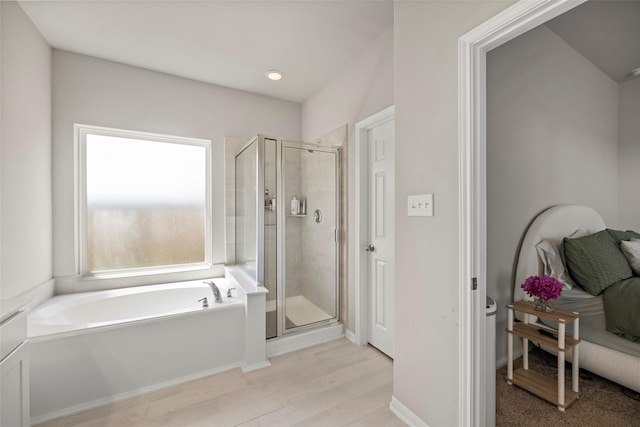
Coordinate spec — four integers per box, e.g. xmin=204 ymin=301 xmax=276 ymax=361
xmin=19 ymin=0 xmax=637 ymax=104
xmin=18 ymin=1 xmax=393 ymax=103
xmin=546 ymin=1 xmax=640 ymax=83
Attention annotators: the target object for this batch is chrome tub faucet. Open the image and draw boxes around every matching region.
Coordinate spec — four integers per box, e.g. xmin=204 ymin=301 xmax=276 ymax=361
xmin=203 ymin=280 xmax=223 ymax=303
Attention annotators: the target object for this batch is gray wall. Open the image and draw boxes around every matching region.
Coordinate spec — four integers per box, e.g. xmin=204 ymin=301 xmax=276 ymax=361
xmin=52 ymin=50 xmax=301 ymax=292
xmin=1 ymin=1 xmax=53 ymax=301
xmin=487 ymin=25 xmax=620 ymax=365
xmin=394 ymin=2 xmax=514 ymax=425
xmin=618 ymin=78 xmax=640 ymax=231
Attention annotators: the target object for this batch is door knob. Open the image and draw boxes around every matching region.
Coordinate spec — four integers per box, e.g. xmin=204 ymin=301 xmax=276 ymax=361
xmin=365 ymin=244 xmax=375 ymax=252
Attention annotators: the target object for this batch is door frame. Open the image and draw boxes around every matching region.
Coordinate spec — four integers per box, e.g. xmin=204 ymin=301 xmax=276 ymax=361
xmin=354 ymin=105 xmax=395 ymax=346
xmin=458 ymin=0 xmax=586 ymax=425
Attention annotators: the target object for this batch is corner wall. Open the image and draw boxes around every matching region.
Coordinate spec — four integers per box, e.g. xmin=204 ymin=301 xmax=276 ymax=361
xmin=1 ymin=1 xmax=53 ymax=300
xmin=618 ymin=78 xmax=640 ymax=231
xmin=301 ymin=26 xmax=394 ymax=332
xmin=486 ymin=25 xmax=619 ymax=366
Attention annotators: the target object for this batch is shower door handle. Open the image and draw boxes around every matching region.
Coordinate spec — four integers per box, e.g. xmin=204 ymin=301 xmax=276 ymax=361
xmin=365 ymin=244 xmax=375 ymax=252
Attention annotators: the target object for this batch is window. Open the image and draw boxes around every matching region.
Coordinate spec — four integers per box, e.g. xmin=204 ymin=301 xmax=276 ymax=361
xmin=76 ymin=124 xmax=211 ymax=277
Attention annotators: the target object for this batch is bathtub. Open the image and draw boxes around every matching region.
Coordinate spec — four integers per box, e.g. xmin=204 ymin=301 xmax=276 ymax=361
xmin=28 ymin=278 xmax=247 ymax=423
xmin=28 ymin=280 xmax=240 ymax=337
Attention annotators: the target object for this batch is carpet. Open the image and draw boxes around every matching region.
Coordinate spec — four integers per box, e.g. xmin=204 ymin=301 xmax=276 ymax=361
xmin=496 ymin=346 xmax=640 ymax=426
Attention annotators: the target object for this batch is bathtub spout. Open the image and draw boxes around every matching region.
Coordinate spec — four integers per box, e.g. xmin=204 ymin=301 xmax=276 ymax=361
xmin=204 ymin=281 xmax=223 ymax=303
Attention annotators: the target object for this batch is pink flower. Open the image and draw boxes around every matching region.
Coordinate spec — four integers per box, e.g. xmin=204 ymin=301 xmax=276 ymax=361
xmin=521 ymin=275 xmax=563 ymax=301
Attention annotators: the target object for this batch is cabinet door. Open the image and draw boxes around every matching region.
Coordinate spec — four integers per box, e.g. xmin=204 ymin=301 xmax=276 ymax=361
xmin=1 ymin=342 xmax=30 ymax=427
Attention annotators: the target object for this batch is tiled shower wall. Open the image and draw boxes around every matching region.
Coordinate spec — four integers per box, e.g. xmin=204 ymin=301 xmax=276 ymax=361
xmin=283 ymin=148 xmax=302 ymax=299
xmin=310 ymin=125 xmax=348 ymax=324
xmin=264 ymin=140 xmax=277 ymax=303
xmin=299 ymin=149 xmax=338 ymax=316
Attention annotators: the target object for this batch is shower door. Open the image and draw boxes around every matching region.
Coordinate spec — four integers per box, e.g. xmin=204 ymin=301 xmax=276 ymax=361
xmin=278 ymin=142 xmax=340 ymax=335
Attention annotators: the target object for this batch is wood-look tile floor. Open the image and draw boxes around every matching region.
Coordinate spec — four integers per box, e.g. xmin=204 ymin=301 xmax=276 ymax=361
xmin=34 ymin=338 xmax=405 ymax=427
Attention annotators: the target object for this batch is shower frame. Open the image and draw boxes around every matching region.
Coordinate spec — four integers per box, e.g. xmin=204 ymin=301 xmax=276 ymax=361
xmin=236 ymin=135 xmax=341 ymax=338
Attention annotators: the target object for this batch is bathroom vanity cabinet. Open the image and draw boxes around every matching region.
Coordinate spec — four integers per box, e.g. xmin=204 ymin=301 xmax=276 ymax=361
xmin=1 ymin=303 xmax=30 ymax=427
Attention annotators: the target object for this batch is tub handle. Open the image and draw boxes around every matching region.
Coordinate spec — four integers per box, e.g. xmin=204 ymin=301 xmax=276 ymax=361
xmin=198 ymin=297 xmax=209 ymax=308
xmin=227 ymin=288 xmax=236 ymax=298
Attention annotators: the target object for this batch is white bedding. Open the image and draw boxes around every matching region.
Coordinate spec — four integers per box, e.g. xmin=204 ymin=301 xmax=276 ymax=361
xmin=540 ymin=286 xmax=640 ymax=358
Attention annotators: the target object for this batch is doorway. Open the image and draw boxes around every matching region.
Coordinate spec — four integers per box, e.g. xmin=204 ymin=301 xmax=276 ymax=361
xmin=355 ymin=106 xmax=395 ymax=358
xmin=458 ymin=1 xmax=587 ymax=425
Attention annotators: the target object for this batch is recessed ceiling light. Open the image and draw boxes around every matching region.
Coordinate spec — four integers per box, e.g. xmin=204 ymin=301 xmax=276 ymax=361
xmin=266 ymin=70 xmax=284 ymax=81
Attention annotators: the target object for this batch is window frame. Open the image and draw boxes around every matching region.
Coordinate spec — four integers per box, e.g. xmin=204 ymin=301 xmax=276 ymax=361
xmin=75 ymin=124 xmax=213 ymax=281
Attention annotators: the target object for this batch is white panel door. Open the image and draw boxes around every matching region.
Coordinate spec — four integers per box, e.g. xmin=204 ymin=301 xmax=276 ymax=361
xmin=367 ymin=118 xmax=395 ymax=358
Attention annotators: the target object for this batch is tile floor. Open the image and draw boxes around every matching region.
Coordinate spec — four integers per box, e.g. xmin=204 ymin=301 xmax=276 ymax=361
xmin=34 ymin=337 xmax=405 ymax=427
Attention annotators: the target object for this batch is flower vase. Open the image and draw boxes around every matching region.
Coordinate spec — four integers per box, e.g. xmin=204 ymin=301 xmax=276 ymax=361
xmin=533 ymin=296 xmax=553 ymax=312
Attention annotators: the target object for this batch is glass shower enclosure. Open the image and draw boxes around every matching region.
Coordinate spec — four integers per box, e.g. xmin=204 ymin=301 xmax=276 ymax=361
xmin=235 ymin=135 xmax=340 ymax=338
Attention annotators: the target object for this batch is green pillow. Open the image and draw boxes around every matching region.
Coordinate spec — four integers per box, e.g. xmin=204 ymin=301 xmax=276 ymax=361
xmin=603 ymin=277 xmax=640 ymax=342
xmin=563 ymin=230 xmax=633 ymax=296
xmin=606 ymin=229 xmax=640 ymax=245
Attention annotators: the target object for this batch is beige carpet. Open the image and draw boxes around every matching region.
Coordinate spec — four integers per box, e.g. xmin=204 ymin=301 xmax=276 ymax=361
xmin=496 ymin=347 xmax=640 ymax=426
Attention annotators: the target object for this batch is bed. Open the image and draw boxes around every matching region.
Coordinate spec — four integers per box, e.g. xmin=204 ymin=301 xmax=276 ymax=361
xmin=513 ymin=204 xmax=640 ymax=393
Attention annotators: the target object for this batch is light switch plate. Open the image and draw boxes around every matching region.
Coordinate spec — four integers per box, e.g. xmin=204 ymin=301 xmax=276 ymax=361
xmin=408 ymin=194 xmax=434 ymax=217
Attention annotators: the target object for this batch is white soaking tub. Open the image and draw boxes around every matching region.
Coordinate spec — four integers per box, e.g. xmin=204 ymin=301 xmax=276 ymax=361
xmin=28 ymin=278 xmax=245 ymax=423
xmin=28 ymin=280 xmax=240 ymax=337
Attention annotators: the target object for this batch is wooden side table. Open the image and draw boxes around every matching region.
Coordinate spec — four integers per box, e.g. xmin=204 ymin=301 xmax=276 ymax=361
xmin=506 ymin=300 xmax=581 ymax=410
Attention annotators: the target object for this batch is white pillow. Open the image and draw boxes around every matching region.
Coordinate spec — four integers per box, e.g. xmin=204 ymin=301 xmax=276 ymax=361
xmin=620 ymin=238 xmax=640 ymax=276
xmin=535 ymin=229 xmax=588 ymax=290
xmin=536 ymin=238 xmax=574 ymax=290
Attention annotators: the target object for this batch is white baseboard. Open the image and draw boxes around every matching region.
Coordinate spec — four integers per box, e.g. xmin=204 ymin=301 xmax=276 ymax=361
xmin=345 ymin=328 xmax=356 ymax=343
xmin=241 ymin=360 xmax=271 ymax=373
xmin=266 ymin=323 xmax=344 ymax=358
xmin=389 ymin=396 xmax=430 ymax=427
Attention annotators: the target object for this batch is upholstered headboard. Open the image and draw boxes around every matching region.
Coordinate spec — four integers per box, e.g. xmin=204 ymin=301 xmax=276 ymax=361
xmin=513 ymin=205 xmax=606 ymax=303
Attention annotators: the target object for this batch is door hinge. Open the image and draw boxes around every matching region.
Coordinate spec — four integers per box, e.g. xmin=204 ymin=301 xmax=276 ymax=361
xmin=472 ymin=277 xmax=477 ymax=290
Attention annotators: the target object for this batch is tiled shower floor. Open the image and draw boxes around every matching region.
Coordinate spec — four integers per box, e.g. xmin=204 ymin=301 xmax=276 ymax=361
xmin=266 ymin=295 xmax=332 ymax=338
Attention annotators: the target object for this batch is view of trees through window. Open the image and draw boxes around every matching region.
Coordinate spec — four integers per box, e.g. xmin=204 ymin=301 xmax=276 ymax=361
xmin=85 ymin=132 xmax=208 ymax=273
